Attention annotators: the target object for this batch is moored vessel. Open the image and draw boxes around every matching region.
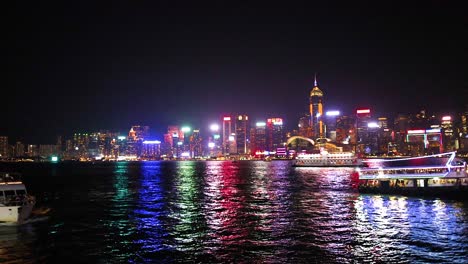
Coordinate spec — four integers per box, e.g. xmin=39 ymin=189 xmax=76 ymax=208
xmin=357 ymin=152 xmax=468 ymax=197
xmin=293 ymin=150 xmax=363 ymax=167
xmin=0 ymin=172 xmax=36 ymax=224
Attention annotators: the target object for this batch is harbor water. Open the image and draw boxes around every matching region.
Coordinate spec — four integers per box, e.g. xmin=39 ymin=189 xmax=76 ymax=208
xmin=0 ymin=161 xmax=467 ymax=263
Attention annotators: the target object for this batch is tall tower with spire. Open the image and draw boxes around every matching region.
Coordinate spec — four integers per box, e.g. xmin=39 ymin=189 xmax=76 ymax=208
xmin=309 ymin=74 xmax=324 ymax=138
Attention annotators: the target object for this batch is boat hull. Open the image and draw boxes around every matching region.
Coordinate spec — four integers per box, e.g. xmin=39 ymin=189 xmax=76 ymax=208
xmin=0 ymin=202 xmax=35 ymax=224
xmin=358 ymin=184 xmax=468 ymax=198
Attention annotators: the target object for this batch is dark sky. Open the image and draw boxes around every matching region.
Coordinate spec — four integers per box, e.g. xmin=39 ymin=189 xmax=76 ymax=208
xmin=5 ymin=1 xmax=468 ymax=143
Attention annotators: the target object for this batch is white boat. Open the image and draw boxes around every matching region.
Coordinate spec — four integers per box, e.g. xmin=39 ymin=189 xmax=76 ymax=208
xmin=357 ymin=152 xmax=468 ymax=196
xmin=292 ymin=151 xmax=363 ymax=167
xmin=0 ymin=172 xmax=35 ymax=224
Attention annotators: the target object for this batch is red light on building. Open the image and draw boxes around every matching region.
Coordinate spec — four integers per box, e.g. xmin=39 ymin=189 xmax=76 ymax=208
xmin=356 ymin=109 xmax=371 ymax=114
xmin=407 ymin=129 xmax=425 ymax=134
xmin=267 ymin=118 xmax=283 ymax=126
xmin=223 ymin=117 xmax=231 ymax=121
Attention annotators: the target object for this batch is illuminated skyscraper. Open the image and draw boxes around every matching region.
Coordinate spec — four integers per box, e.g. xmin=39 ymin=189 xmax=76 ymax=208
xmin=355 ymin=108 xmax=372 ymax=154
xmin=190 ymin=129 xmax=202 ymax=158
xmin=251 ymin=121 xmax=267 ymax=156
xmin=266 ymin=118 xmax=284 ymax=152
xmin=129 ymin=125 xmax=150 ymax=141
xmin=336 ymin=116 xmax=356 ymax=148
xmin=222 ymin=116 xmax=232 ymax=155
xmin=298 ymin=114 xmax=313 ymax=138
xmin=441 ymin=115 xmax=455 ymax=151
xmin=235 ymin=114 xmax=249 ymax=155
xmin=309 ymin=74 xmax=324 ymax=139
xmin=73 ymin=133 xmax=90 ymax=158
xmin=325 ymin=110 xmax=341 ymax=141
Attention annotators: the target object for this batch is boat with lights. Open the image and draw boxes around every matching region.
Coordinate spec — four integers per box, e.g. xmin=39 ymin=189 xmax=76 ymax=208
xmin=293 ymin=150 xmax=363 ymax=167
xmin=357 ymin=152 xmax=468 ymax=196
xmin=0 ymin=172 xmax=35 ymax=224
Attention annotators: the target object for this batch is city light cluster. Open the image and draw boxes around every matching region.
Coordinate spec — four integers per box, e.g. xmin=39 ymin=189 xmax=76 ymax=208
xmin=1 ymin=81 xmax=467 ymax=161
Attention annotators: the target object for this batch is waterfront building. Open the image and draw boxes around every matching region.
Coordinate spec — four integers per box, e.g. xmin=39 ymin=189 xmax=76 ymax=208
xmin=366 ymin=121 xmax=380 ymax=155
xmin=207 ymin=123 xmax=222 ymax=158
xmin=73 ymin=133 xmax=90 ymax=158
xmin=0 ymin=136 xmax=9 ymax=158
xmin=336 ymin=116 xmax=356 ymax=146
xmin=266 ymin=117 xmax=285 ymax=152
xmin=26 ymin=144 xmax=38 ymax=157
xmin=38 ymin=145 xmax=59 ymax=158
xmin=222 ymin=116 xmax=232 ymax=155
xmin=441 ymin=115 xmax=456 ymax=151
xmin=406 ymin=128 xmax=443 ymax=156
xmin=298 ymin=114 xmax=313 ymax=138
xmin=394 ymin=114 xmax=410 ymax=154
xmin=162 ymin=126 xmax=182 ymax=158
xmin=235 ymin=114 xmax=249 ymax=155
xmin=325 ymin=111 xmax=340 ymax=141
xmin=251 ymin=121 xmax=267 ymax=156
xmin=141 ymin=140 xmax=161 ymax=159
xmin=355 ymin=108 xmax=372 ymax=154
xmin=190 ymin=129 xmax=202 ymax=158
xmin=15 ymin=141 xmax=25 ymax=157
xmin=377 ymin=117 xmax=394 ymax=154
xmin=129 ymin=125 xmax=150 ymax=141
xmin=309 ymin=75 xmax=324 ymax=139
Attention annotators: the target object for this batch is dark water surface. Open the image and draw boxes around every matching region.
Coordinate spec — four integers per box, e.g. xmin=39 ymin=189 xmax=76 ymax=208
xmin=0 ymin=161 xmax=467 ymax=263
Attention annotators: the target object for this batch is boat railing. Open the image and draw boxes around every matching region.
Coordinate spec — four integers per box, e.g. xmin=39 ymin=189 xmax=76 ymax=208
xmin=0 ymin=195 xmax=35 ymax=206
xmin=0 ymin=173 xmax=23 ymax=184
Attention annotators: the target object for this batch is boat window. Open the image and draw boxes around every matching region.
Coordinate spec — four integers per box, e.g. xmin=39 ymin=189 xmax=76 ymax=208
xmin=16 ymin=190 xmax=26 ymax=196
xmin=4 ymin=190 xmax=16 ymax=197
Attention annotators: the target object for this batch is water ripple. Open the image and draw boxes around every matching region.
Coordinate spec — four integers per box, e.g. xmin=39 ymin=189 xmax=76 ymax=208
xmin=0 ymin=161 xmax=467 ymax=263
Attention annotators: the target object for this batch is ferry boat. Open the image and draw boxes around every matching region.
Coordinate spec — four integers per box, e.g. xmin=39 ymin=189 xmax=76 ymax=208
xmin=0 ymin=172 xmax=35 ymax=224
xmin=357 ymin=152 xmax=468 ymax=196
xmin=293 ymin=151 xmax=363 ymax=167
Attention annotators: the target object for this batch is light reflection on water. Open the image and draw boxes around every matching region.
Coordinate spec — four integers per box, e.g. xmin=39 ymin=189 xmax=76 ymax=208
xmin=0 ymin=161 xmax=466 ymax=263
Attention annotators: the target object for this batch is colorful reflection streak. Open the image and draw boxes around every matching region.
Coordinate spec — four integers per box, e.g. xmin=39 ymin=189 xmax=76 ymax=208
xmin=132 ymin=161 xmax=171 ymax=261
xmin=353 ymin=195 xmax=468 ymax=263
xmin=101 ymin=161 xmax=136 ymax=262
xmin=292 ymin=167 xmax=359 ymax=262
xmin=169 ymin=161 xmax=209 ymax=262
xmin=203 ymin=161 xmax=248 ymax=262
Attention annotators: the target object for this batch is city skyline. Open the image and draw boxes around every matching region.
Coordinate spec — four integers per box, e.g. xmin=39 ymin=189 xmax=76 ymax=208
xmin=6 ymin=2 xmax=468 ymax=143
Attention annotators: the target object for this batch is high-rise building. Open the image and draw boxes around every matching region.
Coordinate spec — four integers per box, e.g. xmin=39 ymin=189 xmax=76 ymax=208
xmin=235 ymin=114 xmax=249 ymax=155
xmin=0 ymin=136 xmax=8 ymax=158
xmin=39 ymin=145 xmax=59 ymax=157
xmin=27 ymin=144 xmax=38 ymax=157
xmin=309 ymin=75 xmax=324 ymax=139
xmin=141 ymin=140 xmax=161 ymax=159
xmin=129 ymin=125 xmax=150 ymax=141
xmin=162 ymin=126 xmax=182 ymax=158
xmin=190 ymin=129 xmax=202 ymax=158
xmin=298 ymin=114 xmax=313 ymax=138
xmin=355 ymin=108 xmax=371 ymax=154
xmin=441 ymin=115 xmax=455 ymax=151
xmin=336 ymin=116 xmax=354 ymax=145
xmin=394 ymin=114 xmax=410 ymax=154
xmin=266 ymin=118 xmax=284 ymax=152
xmin=251 ymin=121 xmax=267 ymax=156
xmin=73 ymin=133 xmax=90 ymax=158
xmin=325 ymin=111 xmax=341 ymax=141
xmin=15 ymin=141 xmax=25 ymax=157
xmin=222 ymin=116 xmax=232 ymax=155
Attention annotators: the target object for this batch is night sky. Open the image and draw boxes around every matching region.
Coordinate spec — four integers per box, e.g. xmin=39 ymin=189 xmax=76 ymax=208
xmin=6 ymin=2 xmax=468 ymax=143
